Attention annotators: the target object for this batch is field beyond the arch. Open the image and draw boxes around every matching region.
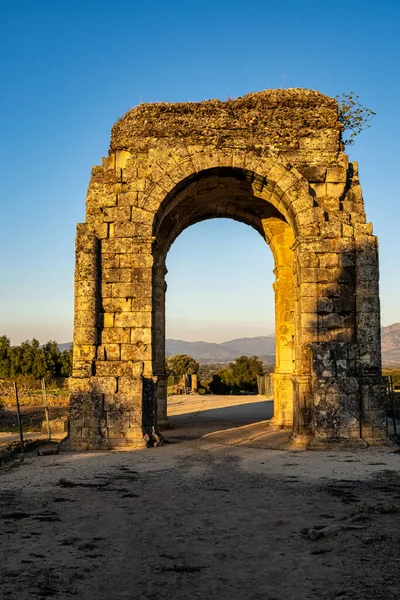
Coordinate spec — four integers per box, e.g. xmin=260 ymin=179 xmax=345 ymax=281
xmin=1 ymin=394 xmax=400 ymax=599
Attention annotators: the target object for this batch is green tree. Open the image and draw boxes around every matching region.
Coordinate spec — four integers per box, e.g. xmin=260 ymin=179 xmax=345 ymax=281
xmin=209 ymin=367 xmax=230 ymax=394
xmin=0 ymin=335 xmax=12 ymax=378
xmin=60 ymin=347 xmax=73 ymax=377
xmin=167 ymin=354 xmax=199 ymax=384
xmin=42 ymin=340 xmax=62 ymax=379
xmin=336 ymin=92 xmax=375 ymax=146
xmin=223 ymin=355 xmax=264 ymax=393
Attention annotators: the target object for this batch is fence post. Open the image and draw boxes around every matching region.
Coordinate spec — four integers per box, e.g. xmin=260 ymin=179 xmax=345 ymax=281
xmin=389 ymin=376 xmax=397 ymax=436
xmin=13 ymin=382 xmax=24 ymax=454
xmin=41 ymin=379 xmax=51 ymax=440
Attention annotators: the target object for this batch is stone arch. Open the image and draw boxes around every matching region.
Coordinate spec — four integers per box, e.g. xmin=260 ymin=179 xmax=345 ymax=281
xmin=149 ymin=161 xmax=305 ymax=428
xmin=68 ymin=89 xmax=387 ymax=450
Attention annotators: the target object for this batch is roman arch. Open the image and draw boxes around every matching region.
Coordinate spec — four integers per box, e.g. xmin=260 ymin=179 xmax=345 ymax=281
xmin=68 ymin=89 xmax=386 ymax=449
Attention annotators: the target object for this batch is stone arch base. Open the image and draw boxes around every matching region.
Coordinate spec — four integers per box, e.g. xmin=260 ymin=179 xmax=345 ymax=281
xmin=67 ymin=89 xmax=387 ymax=450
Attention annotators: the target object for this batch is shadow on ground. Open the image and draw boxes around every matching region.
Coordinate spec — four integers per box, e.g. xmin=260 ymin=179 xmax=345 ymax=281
xmin=161 ymin=395 xmax=291 ymax=448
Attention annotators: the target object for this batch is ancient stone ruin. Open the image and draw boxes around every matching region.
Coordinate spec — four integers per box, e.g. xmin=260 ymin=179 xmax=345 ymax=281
xmin=68 ymin=89 xmax=386 ymax=449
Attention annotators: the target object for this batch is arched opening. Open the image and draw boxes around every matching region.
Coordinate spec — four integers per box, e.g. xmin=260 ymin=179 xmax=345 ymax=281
xmin=163 ymin=218 xmax=275 ymax=437
xmin=151 ymin=167 xmax=296 ymax=433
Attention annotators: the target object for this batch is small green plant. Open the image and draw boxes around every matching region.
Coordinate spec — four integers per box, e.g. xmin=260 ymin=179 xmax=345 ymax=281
xmin=336 ymin=92 xmax=376 ymax=146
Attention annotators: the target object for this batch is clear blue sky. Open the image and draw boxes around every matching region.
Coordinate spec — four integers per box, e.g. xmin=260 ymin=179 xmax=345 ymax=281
xmin=0 ymin=0 xmax=399 ymax=344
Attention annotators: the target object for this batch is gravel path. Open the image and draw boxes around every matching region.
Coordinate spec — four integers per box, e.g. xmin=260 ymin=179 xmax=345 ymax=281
xmin=1 ymin=396 xmax=400 ymax=600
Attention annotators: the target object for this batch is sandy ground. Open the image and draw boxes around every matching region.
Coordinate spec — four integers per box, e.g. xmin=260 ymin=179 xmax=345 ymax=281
xmin=1 ymin=395 xmax=400 ymax=600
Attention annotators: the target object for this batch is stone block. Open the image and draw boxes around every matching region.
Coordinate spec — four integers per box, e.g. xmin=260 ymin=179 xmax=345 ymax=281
xmin=134 ymin=224 xmax=153 ymax=237
xmin=320 ymin=222 xmax=342 ymax=238
xmin=131 ymin=297 xmax=152 ymax=312
xmin=74 ymin=311 xmax=96 ymax=328
xmin=325 ymin=166 xmax=347 ymax=183
xmin=118 ymin=377 xmax=143 ymax=395
xmin=340 ymin=252 xmax=356 ymax=268
xmin=317 ymin=297 xmax=334 ymax=314
xmin=354 ymin=222 xmax=373 ymax=236
xmin=356 ymin=250 xmax=378 ymax=267
xmin=75 ymin=296 xmax=98 ymax=312
xmin=101 ymin=328 xmax=131 ymax=344
xmin=95 ymin=361 xmax=134 ymax=377
xmin=101 ymin=298 xmax=132 ymax=313
xmin=119 ymin=254 xmax=154 ymax=269
xmin=318 ymin=253 xmax=339 ymax=269
xmin=321 ymin=197 xmax=341 ymax=212
xmin=75 ymin=280 xmax=97 ymax=297
xmin=317 ymin=268 xmax=332 ymax=283
xmin=121 ymin=343 xmax=151 ymax=361
xmin=326 ymin=182 xmax=346 ymax=197
xmin=102 ymin=254 xmax=119 ymax=269
xmin=299 ymin=267 xmax=317 ymax=283
xmin=74 ymin=328 xmax=98 ymax=345
xmin=111 ymin=282 xmax=152 ymax=298
xmin=103 ymin=206 xmax=131 ymax=222
xmin=131 ymin=268 xmax=152 ymax=284
xmin=299 ymin=282 xmax=317 ymax=298
xmin=102 ymin=238 xmax=143 ymax=254
xmin=115 ymin=312 xmax=152 ymax=328
xmin=131 ymin=207 xmax=154 ymax=224
xmin=91 ymin=223 xmax=109 ymax=239
xmin=131 ymin=328 xmax=152 ymax=345
xmin=72 ymin=361 xmax=93 ymax=378
xmin=296 ymin=251 xmax=319 ymax=268
xmin=113 ymin=222 xmax=136 ymax=237
xmin=117 ymin=191 xmax=139 ymax=206
xmin=97 ymin=344 xmax=121 ymax=361
xmin=355 ymin=295 xmax=380 ymax=313
xmin=309 ymin=182 xmax=326 ymax=197
xmin=74 ymin=262 xmax=98 ymax=282
xmin=301 ymin=166 xmax=327 ymax=182
xmin=69 ymin=377 xmax=91 ymax=393
xmin=101 ymin=282 xmax=113 ymax=298
xmin=296 ymin=210 xmax=316 ymax=227
xmin=299 ymin=297 xmax=317 ymax=313
xmin=91 ymin=377 xmax=118 ymax=394
xmin=341 ymin=223 xmax=353 ymax=237
xmin=357 ymin=265 xmax=379 ymax=282
xmin=73 ymin=345 xmax=97 ymax=361
xmin=103 ymin=268 xmax=132 ymax=283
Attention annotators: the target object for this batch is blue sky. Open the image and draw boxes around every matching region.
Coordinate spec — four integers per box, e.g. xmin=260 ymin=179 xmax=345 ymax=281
xmin=0 ymin=0 xmax=399 ymax=344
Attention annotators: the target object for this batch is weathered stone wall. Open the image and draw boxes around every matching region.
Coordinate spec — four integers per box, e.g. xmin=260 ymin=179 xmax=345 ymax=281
xmin=67 ymin=89 xmax=386 ymax=450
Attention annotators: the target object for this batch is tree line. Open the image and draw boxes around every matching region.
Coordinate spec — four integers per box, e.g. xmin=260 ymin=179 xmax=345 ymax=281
xmin=0 ymin=336 xmax=72 ymax=381
xmin=167 ymin=353 xmax=266 ymax=394
xmin=0 ymin=338 xmax=269 ymax=395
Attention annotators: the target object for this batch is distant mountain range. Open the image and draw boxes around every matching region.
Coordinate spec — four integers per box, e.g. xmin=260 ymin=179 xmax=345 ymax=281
xmin=381 ymin=323 xmax=400 ymax=366
xmin=166 ymin=323 xmax=400 ymax=365
xmin=58 ymin=323 xmax=400 ymax=366
xmin=58 ymin=342 xmax=72 ymax=352
xmin=166 ymin=335 xmax=276 ymax=363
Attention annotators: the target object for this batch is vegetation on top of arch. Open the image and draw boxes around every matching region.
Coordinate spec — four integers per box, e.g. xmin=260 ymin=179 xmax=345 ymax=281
xmin=336 ymin=92 xmax=376 ymax=146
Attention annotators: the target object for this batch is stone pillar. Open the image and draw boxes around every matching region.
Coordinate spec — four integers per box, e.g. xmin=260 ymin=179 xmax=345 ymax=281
xmin=291 ymin=237 xmax=320 ymax=442
xmin=271 ymin=265 xmax=295 ymax=426
xmin=72 ymin=223 xmax=99 ymax=378
xmin=68 ymin=224 xmax=101 ymax=448
xmin=153 ymin=262 xmax=169 ymax=426
xmin=263 ymin=218 xmax=295 ymax=428
xmin=355 ymin=231 xmax=386 ymax=443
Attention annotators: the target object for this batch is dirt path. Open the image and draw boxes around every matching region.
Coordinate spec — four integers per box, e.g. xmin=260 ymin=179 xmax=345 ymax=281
xmin=1 ymin=396 xmax=400 ymax=600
